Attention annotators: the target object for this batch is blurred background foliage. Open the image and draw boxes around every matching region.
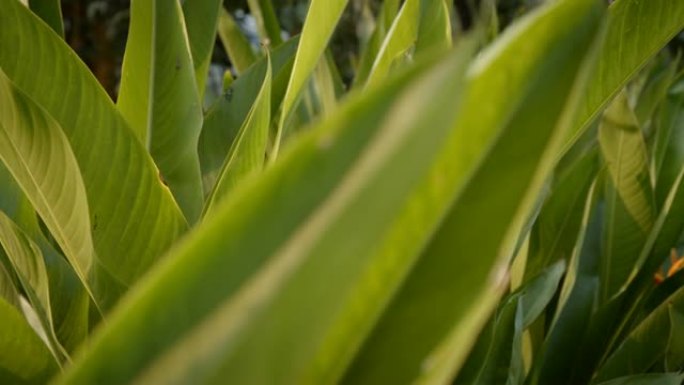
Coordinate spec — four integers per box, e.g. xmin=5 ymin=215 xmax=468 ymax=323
xmin=62 ymin=0 xmax=684 ymax=99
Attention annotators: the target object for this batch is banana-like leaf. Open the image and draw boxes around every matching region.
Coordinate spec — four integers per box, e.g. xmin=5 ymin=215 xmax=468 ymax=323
xmin=0 ymin=0 xmax=188 ymax=297
xmin=0 ymin=297 xmax=58 ymax=385
xmin=55 ymin=39 xmax=474 ymax=385
xmin=344 ymin=0 xmax=603 ymax=383
xmin=118 ymin=0 xmax=204 ymax=223
xmin=0 ymin=70 xmax=98 ymax=311
xmin=353 ymin=0 xmax=400 ymax=87
xmin=199 ymin=38 xmax=299 ymax=194
xmin=28 ymin=0 xmax=63 ymax=37
xmin=0 ymin=257 xmax=20 ymax=309
xmin=204 ymin=59 xmax=271 ymax=216
xmin=273 ymin=0 xmax=349 ymax=157
xmin=524 ymin=150 xmax=598 ymax=281
xmin=0 ymin=211 xmax=66 ymax=361
xmin=564 ymin=0 xmax=684 ymax=152
xmin=181 ymin=0 xmax=222 ymax=98
xmin=634 ymin=56 xmax=679 ymax=128
xmin=595 ymin=287 xmax=684 ymax=381
xmin=595 ymin=373 xmax=684 ymax=385
xmin=247 ymin=0 xmax=283 ymax=46
xmin=364 ymin=0 xmax=419 ymax=88
xmin=0 ymin=164 xmax=88 ymax=353
xmin=599 ymin=92 xmax=656 ymax=300
xmin=217 ymin=7 xmax=257 ymax=75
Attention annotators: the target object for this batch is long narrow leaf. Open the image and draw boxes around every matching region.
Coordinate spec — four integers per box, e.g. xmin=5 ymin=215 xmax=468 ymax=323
xmin=181 ymin=0 xmax=222 ymax=98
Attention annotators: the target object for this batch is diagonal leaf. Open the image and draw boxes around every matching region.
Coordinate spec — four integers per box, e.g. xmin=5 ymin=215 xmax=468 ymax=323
xmin=54 ymin=41 xmax=473 ymax=385
xmin=0 ymin=297 xmax=58 ymax=385
xmin=563 ymin=0 xmax=684 ymax=153
xmin=181 ymin=0 xmax=222 ymax=99
xmin=414 ymin=0 xmax=452 ymax=57
xmin=352 ymin=0 xmax=400 ymax=87
xmin=0 ymin=0 xmax=188 ymax=295
xmin=344 ymin=0 xmax=604 ymax=382
xmin=599 ymin=91 xmax=656 ymax=300
xmin=204 ymin=58 xmax=271 ymax=216
xmin=0 ymin=70 xmax=98 ymax=310
xmin=272 ymin=0 xmax=349 ymax=157
xmin=217 ymin=7 xmax=257 ymax=75
xmin=118 ymin=0 xmax=204 ymax=223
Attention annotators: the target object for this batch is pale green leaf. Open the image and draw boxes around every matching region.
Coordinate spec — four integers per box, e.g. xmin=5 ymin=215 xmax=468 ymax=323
xmin=273 ymin=0 xmax=349 ymax=157
xmin=0 ymin=70 xmax=98 ymax=309
xmin=118 ymin=0 xmax=204 ymax=223
xmin=0 ymin=0 xmax=188 ymax=300
xmin=181 ymin=0 xmax=222 ymax=98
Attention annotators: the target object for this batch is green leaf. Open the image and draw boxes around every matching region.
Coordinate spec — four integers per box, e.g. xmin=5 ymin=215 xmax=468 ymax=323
xmin=595 ymin=287 xmax=684 ymax=381
xmin=217 ymin=7 xmax=257 ymax=75
xmin=634 ymin=56 xmax=679 ymax=128
xmin=246 ymin=0 xmax=283 ymax=47
xmin=414 ymin=0 xmax=452 ymax=57
xmin=595 ymin=373 xmax=684 ymax=385
xmin=181 ymin=0 xmax=222 ymax=99
xmin=273 ymin=0 xmax=349 ymax=157
xmin=0 ymin=0 xmax=188 ymax=299
xmin=0 ymin=297 xmax=58 ymax=385
xmin=0 ymin=211 xmax=66 ymax=362
xmin=199 ymin=38 xmax=299 ymax=194
xmin=563 ymin=0 xmax=684 ymax=153
xmin=118 ymin=0 xmax=204 ymax=223
xmin=653 ymin=83 xmax=684 ymax=208
xmin=524 ymin=149 xmax=598 ymax=282
xmin=0 ymin=259 xmax=20 ymax=310
xmin=353 ymin=0 xmax=400 ymax=87
xmin=364 ymin=0 xmax=420 ymax=88
xmin=54 ymin=39 xmax=474 ymax=385
xmin=204 ymin=58 xmax=271 ymax=216
xmin=28 ymin=0 xmax=63 ymax=37
xmin=344 ymin=0 xmax=604 ymax=382
xmin=0 ymin=70 xmax=98 ymax=310
xmin=599 ymin=91 xmax=656 ymax=300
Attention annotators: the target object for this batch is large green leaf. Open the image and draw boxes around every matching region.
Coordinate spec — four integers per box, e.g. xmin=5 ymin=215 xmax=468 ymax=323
xmin=0 ymin=0 xmax=188 ymax=295
xmin=204 ymin=59 xmax=272 ymax=216
xmin=564 ymin=0 xmax=684 ymax=152
xmin=0 ymin=70 xmax=97 ymax=309
xmin=598 ymin=91 xmax=656 ymax=300
xmin=217 ymin=7 xmax=257 ymax=75
xmin=118 ymin=0 xmax=204 ymax=223
xmin=273 ymin=0 xmax=349 ymax=157
xmin=0 ymin=297 xmax=58 ymax=385
xmin=55 ymin=40 xmax=473 ymax=385
xmin=0 ymin=211 xmax=66 ymax=361
xmin=181 ymin=0 xmax=222 ymax=98
xmin=595 ymin=287 xmax=684 ymax=381
xmin=343 ymin=0 xmax=603 ymax=382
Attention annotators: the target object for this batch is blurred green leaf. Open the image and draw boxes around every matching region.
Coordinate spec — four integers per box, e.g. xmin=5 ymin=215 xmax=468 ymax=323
xmin=28 ymin=0 xmax=63 ymax=37
xmin=247 ymin=0 xmax=283 ymax=47
xmin=595 ymin=373 xmax=684 ymax=385
xmin=118 ymin=0 xmax=204 ymax=223
xmin=353 ymin=0 xmax=400 ymax=87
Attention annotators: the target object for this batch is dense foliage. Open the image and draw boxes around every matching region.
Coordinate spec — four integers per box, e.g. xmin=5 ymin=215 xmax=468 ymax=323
xmin=0 ymin=0 xmax=683 ymax=384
